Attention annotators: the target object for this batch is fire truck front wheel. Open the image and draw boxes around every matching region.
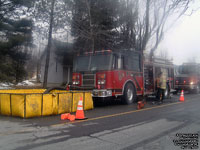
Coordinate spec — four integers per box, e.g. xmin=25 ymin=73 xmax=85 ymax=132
xmin=123 ymin=83 xmax=136 ymax=105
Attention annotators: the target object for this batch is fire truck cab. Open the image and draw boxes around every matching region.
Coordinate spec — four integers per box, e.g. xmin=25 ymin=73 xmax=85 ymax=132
xmin=72 ymin=50 xmax=174 ymax=104
xmin=175 ymin=63 xmax=200 ymax=93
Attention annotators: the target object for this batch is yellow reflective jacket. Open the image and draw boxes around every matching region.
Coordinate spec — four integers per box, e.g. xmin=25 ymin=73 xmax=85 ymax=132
xmin=160 ymin=74 xmax=167 ymax=89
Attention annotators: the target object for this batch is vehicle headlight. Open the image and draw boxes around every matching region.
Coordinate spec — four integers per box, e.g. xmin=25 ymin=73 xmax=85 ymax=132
xmin=107 ymin=90 xmax=112 ymax=96
xmin=98 ymin=80 xmax=106 ymax=85
xmin=73 ymin=81 xmax=80 ymax=85
xmin=190 ymin=81 xmax=194 ymax=85
xmin=101 ymin=80 xmax=105 ymax=84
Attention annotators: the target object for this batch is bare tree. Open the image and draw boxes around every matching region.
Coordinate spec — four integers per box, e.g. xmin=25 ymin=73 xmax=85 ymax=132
xmin=85 ymin=0 xmax=95 ymax=52
xmin=33 ymin=0 xmax=72 ymax=88
xmin=43 ymin=0 xmax=55 ymax=88
xmin=135 ymin=0 xmax=192 ymax=60
xmin=69 ymin=0 xmax=193 ymax=57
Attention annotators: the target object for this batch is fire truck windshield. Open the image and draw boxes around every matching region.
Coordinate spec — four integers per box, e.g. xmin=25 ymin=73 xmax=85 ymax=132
xmin=178 ymin=65 xmax=197 ymax=74
xmin=73 ymin=54 xmax=113 ymax=72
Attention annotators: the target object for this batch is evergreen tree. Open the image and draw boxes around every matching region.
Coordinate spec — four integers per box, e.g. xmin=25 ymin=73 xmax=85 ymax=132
xmin=71 ymin=0 xmax=120 ymax=52
xmin=0 ymin=0 xmax=34 ymax=83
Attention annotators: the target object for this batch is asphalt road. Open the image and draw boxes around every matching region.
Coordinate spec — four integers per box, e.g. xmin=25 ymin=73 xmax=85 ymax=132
xmin=0 ymin=93 xmax=200 ymax=150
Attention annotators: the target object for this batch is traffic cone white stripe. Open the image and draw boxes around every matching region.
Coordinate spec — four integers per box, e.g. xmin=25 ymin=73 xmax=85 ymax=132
xmin=78 ymin=101 xmax=83 ymax=105
xmin=179 ymin=90 xmax=184 ymax=102
xmin=77 ymin=107 xmax=83 ymax=110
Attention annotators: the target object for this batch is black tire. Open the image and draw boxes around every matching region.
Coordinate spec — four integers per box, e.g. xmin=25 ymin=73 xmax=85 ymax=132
xmin=123 ymin=83 xmax=136 ymax=105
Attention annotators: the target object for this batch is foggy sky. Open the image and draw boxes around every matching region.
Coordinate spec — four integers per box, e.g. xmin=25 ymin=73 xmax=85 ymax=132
xmin=161 ymin=1 xmax=200 ymax=65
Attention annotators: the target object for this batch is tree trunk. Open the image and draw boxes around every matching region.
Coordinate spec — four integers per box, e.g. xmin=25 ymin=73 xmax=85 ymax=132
xmin=43 ymin=0 xmax=55 ymax=88
xmin=37 ymin=42 xmax=41 ymax=83
xmin=142 ymin=0 xmax=150 ymax=52
xmin=85 ymin=0 xmax=94 ymax=52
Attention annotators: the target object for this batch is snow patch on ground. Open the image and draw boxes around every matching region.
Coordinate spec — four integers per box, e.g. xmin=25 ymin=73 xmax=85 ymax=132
xmin=0 ymin=83 xmax=13 ymax=89
xmin=17 ymin=80 xmax=35 ymax=86
xmin=0 ymin=80 xmax=36 ymax=89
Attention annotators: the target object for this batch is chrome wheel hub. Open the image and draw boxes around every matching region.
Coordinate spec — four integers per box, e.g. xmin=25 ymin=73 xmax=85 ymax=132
xmin=127 ymin=88 xmax=133 ymax=101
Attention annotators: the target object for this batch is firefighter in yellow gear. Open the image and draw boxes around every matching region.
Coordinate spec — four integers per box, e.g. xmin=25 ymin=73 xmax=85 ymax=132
xmin=156 ymin=71 xmax=167 ymax=103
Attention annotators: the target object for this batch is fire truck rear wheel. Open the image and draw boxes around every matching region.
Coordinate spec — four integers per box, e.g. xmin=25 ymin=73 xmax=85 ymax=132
xmin=123 ymin=83 xmax=136 ymax=105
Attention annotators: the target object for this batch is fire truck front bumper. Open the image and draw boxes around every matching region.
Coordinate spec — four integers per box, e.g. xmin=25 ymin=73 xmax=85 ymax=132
xmin=92 ymin=89 xmax=112 ymax=97
xmin=175 ymin=84 xmax=197 ymax=91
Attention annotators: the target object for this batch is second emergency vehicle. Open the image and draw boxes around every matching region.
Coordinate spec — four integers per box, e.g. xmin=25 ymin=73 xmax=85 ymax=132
xmin=175 ymin=63 xmax=200 ymax=93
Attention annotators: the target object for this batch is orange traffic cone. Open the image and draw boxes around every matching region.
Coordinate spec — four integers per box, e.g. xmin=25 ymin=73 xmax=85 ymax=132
xmin=179 ymin=90 xmax=184 ymax=102
xmin=61 ymin=113 xmax=70 ymax=120
xmin=75 ymin=97 xmax=87 ymax=120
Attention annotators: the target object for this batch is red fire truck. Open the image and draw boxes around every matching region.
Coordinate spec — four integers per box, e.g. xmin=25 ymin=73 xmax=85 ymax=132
xmin=72 ymin=50 xmax=175 ymax=104
xmin=175 ymin=63 xmax=200 ymax=94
